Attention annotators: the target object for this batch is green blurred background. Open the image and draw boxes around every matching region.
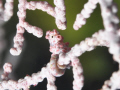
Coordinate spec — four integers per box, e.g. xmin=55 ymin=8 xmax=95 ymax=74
xmin=1 ymin=0 xmax=120 ymax=90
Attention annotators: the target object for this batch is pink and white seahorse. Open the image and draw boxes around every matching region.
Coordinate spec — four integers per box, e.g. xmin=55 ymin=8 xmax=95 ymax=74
xmin=45 ymin=29 xmax=71 ymax=77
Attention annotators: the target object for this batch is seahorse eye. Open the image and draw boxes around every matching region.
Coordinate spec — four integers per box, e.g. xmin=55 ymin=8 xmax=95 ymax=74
xmin=51 ymin=36 xmax=54 ymax=38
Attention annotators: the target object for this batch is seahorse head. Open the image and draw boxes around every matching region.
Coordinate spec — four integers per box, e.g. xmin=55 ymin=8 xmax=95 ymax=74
xmin=45 ymin=29 xmax=63 ymax=46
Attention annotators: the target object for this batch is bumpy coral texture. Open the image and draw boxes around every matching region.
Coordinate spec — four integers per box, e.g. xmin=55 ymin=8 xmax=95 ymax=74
xmin=0 ymin=0 xmax=119 ymax=90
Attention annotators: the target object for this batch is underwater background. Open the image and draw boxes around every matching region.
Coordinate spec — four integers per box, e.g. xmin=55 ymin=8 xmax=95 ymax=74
xmin=1 ymin=0 xmax=120 ymax=90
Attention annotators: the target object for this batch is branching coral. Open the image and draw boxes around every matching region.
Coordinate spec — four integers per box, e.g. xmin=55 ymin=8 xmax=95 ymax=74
xmin=0 ymin=0 xmax=119 ymax=90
